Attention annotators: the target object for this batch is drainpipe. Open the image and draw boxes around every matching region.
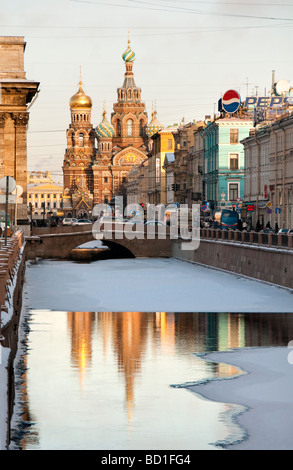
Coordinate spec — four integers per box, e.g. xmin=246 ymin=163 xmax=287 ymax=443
xmin=278 ymin=124 xmax=286 ymax=227
xmin=270 ymin=122 xmax=278 ymax=226
xmin=255 ymin=134 xmax=260 ymax=223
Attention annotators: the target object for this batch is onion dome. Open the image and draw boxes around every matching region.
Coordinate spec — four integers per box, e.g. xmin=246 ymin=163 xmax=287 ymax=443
xmin=69 ymin=80 xmax=92 ymax=109
xmin=96 ymin=110 xmax=115 ymax=138
xmin=146 ymin=110 xmax=163 ymax=137
xmin=122 ymin=39 xmax=136 ymax=63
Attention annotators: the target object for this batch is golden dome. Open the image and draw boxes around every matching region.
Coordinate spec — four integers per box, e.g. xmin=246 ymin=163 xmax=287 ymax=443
xmin=69 ymin=81 xmax=92 ymax=109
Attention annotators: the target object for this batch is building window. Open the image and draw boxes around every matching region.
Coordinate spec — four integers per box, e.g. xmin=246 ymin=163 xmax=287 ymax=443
xmin=117 ymin=119 xmax=121 ymax=137
xmin=230 ymin=128 xmax=239 ymax=144
xmin=229 ymin=153 xmax=239 ymax=170
xmin=79 ymin=133 xmax=84 ymax=147
xmin=127 ymin=119 xmax=133 ymax=137
xmin=168 ymin=139 xmax=172 ymax=149
xmin=35 ymin=203 xmax=38 ymax=208
xmin=229 ymin=183 xmax=239 ymax=201
xmin=104 ymin=177 xmax=108 ymax=183
xmin=139 ymin=120 xmax=144 ymax=137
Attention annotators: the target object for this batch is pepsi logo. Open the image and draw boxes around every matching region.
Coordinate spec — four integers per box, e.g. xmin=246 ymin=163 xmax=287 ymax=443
xmin=222 ymin=89 xmax=241 ymax=114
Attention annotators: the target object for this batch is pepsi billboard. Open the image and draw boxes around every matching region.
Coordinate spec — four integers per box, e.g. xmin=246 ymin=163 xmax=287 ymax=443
xmin=218 ymin=89 xmax=241 ymax=114
xmin=219 ymin=89 xmax=293 ymax=115
xmin=244 ymin=96 xmax=293 ymax=107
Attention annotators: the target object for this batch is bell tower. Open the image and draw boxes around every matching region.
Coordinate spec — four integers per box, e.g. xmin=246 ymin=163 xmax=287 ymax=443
xmin=62 ymin=73 xmax=95 ymax=217
xmin=111 ymin=37 xmax=148 ymax=152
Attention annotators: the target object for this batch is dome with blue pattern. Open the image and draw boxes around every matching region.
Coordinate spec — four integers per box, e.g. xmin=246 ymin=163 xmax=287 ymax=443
xmin=96 ymin=111 xmax=115 ymax=138
xmin=146 ymin=110 xmax=163 ymax=137
xmin=122 ymin=39 xmax=136 ymax=63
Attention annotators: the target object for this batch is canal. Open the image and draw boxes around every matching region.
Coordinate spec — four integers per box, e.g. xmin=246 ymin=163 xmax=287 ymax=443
xmin=8 ymin=257 xmax=293 ymax=450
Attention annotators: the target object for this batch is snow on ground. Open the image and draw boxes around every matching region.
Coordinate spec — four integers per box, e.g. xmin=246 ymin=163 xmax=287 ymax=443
xmin=24 ymin=257 xmax=293 ymax=312
xmin=189 ymin=346 xmax=293 ymax=450
xmin=76 ymin=240 xmax=108 ymax=249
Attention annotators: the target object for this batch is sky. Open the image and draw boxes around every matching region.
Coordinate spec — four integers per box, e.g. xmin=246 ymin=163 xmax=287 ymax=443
xmin=2 ymin=0 xmax=293 ymax=182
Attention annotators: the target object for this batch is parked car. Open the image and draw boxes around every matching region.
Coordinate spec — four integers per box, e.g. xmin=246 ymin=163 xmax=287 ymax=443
xmin=62 ymin=218 xmax=77 ymax=225
xmin=278 ymin=228 xmax=293 ymax=234
xmin=144 ymin=220 xmax=166 ymax=226
xmin=72 ymin=219 xmax=92 ymax=225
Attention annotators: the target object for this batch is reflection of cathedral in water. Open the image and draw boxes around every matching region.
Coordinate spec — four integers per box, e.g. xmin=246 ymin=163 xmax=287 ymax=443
xmin=67 ymin=312 xmax=96 ymax=382
xmin=17 ymin=310 xmax=293 ymax=450
xmin=65 ymin=311 xmax=250 ymax=419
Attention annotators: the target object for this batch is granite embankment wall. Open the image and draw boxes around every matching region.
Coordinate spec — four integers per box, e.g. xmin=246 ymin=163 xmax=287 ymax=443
xmin=0 ymin=231 xmax=26 ymax=448
xmin=173 ymin=232 xmax=293 ymax=289
xmin=0 ymin=231 xmax=25 ymax=333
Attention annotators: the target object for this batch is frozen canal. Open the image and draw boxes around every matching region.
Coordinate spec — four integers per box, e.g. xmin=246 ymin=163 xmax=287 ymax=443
xmin=9 ymin=257 xmax=293 ymax=450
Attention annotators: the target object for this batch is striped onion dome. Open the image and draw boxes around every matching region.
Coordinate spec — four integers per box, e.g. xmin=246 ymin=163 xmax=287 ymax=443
xmin=96 ymin=110 xmax=115 ymax=138
xmin=146 ymin=110 xmax=163 ymax=137
xmin=122 ymin=40 xmax=136 ymax=63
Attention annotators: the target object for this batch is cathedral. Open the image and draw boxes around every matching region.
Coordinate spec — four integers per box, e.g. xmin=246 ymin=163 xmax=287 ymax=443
xmin=62 ymin=38 xmax=162 ymax=218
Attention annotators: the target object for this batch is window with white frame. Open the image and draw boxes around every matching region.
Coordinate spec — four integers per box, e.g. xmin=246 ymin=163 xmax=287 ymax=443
xmin=229 ymin=182 xmax=239 ymax=201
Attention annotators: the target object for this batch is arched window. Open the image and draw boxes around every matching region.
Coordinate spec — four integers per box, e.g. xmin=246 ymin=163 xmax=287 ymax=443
xmin=139 ymin=120 xmax=144 ymax=137
xmin=127 ymin=119 xmax=133 ymax=137
xmin=79 ymin=133 xmax=84 ymax=147
xmin=117 ymin=119 xmax=121 ymax=137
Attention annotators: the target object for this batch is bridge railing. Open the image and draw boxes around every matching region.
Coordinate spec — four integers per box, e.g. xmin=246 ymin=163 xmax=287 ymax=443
xmin=200 ymin=228 xmax=293 ymax=249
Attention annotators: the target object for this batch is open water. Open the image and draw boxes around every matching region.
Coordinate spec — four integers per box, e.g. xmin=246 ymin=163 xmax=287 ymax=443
xmin=10 ymin=306 xmax=293 ymax=450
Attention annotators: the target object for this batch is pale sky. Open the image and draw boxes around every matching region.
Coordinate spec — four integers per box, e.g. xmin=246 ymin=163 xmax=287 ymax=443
xmin=2 ymin=0 xmax=293 ymax=181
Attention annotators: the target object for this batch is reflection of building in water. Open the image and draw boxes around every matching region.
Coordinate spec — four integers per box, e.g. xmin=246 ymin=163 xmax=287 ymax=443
xmin=100 ymin=311 xmax=149 ymax=424
xmin=67 ymin=312 xmax=96 ymax=386
xmin=65 ymin=310 xmax=288 ymax=425
xmin=156 ymin=312 xmax=175 ymax=353
xmin=218 ymin=313 xmax=245 ymax=351
xmin=18 ymin=355 xmax=40 ymax=450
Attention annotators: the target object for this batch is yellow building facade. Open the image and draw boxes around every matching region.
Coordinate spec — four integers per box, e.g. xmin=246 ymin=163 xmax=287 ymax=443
xmin=27 ymin=171 xmax=63 ymax=217
xmin=148 ymin=128 xmax=176 ymax=205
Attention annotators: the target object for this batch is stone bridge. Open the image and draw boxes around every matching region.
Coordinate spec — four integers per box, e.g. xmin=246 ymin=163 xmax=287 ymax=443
xmin=25 ymin=224 xmax=175 ymax=260
xmin=24 ymin=225 xmax=293 ymax=289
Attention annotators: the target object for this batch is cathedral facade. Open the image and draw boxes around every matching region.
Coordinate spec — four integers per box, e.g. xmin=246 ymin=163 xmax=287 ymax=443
xmin=62 ymin=40 xmax=159 ymax=218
